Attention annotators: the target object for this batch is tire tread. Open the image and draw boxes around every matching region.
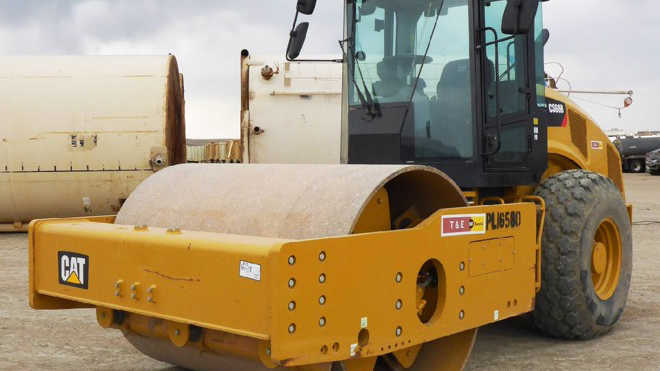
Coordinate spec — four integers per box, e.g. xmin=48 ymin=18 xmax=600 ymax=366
xmin=533 ymin=170 xmax=628 ymax=340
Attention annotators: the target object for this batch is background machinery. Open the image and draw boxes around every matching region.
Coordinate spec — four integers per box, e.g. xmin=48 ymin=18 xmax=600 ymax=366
xmin=28 ymin=0 xmax=633 ymax=370
xmin=614 ymin=136 xmax=660 ymax=173
xmin=647 ymin=148 xmax=660 ymax=175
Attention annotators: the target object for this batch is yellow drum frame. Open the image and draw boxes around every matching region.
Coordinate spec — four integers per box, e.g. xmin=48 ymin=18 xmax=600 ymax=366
xmin=30 ymin=199 xmax=542 ymax=369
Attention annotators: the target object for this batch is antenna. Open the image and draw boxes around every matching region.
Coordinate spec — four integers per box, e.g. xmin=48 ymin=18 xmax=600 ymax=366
xmin=558 ymin=90 xmax=634 ymax=118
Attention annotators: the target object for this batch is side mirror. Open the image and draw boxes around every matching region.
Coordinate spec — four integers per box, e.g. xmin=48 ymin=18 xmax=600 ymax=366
xmin=360 ymin=3 xmax=377 ymax=16
xmin=540 ymin=28 xmax=550 ymax=46
xmin=286 ymin=22 xmax=310 ymax=60
xmin=502 ymin=0 xmax=538 ymax=35
xmin=297 ymin=0 xmax=317 ymax=15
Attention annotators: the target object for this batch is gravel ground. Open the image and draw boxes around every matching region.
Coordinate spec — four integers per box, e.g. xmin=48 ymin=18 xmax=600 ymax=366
xmin=1 ymin=173 xmax=658 ymax=370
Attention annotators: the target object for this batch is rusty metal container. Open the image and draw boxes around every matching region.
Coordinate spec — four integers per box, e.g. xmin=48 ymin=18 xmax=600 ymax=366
xmin=0 ymin=55 xmax=186 ymax=231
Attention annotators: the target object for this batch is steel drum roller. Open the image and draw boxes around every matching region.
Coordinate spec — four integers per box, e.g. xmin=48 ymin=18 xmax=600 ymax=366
xmin=116 ymin=164 xmax=476 ymax=371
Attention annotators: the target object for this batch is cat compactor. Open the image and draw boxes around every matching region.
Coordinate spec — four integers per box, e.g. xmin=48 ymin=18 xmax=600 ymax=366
xmin=29 ymin=0 xmax=632 ymax=370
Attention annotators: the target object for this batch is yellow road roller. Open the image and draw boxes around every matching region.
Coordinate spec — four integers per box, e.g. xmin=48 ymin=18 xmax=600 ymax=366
xmin=28 ymin=0 xmax=632 ymax=370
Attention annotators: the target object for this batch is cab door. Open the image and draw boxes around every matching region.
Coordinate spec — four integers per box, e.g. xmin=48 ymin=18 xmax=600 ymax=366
xmin=480 ymin=0 xmax=540 ymax=174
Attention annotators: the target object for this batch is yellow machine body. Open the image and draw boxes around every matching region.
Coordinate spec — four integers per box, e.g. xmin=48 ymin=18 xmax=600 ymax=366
xmin=544 ymin=89 xmax=625 ymax=192
xmin=24 ymin=77 xmax=630 ymax=371
xmin=30 ymin=195 xmax=543 ymax=369
xmin=25 ymin=88 xmax=629 ymax=371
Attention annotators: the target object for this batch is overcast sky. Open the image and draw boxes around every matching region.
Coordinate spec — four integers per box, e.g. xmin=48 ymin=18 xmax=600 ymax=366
xmin=0 ymin=0 xmax=655 ymax=139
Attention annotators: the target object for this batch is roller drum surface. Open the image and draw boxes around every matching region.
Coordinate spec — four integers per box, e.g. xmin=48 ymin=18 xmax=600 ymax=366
xmin=115 ymin=163 xmax=474 ymax=370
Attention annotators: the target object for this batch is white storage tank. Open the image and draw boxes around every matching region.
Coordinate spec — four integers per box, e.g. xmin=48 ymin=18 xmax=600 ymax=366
xmin=0 ymin=55 xmax=186 ymax=231
xmin=240 ymin=51 xmax=343 ymax=164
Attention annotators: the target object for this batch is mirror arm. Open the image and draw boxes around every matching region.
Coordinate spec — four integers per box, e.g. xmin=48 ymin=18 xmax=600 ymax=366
xmin=287 ymin=57 xmax=344 ymax=63
xmin=290 ymin=10 xmax=300 ymax=32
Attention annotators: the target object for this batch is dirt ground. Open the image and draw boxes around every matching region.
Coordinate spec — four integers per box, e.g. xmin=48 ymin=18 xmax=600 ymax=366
xmin=1 ymin=173 xmax=658 ymax=370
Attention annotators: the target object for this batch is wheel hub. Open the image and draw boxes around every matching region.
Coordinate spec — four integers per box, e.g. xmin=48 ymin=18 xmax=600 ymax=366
xmin=591 ymin=219 xmax=623 ymax=301
xmin=591 ymin=242 xmax=607 ymax=274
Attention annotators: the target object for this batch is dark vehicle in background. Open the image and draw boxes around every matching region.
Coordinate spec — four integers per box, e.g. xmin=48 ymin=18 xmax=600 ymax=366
xmin=647 ymin=148 xmax=660 ymax=175
xmin=615 ymin=137 xmax=660 ymax=173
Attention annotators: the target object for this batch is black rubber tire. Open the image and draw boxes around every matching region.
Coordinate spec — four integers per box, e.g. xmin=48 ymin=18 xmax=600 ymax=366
xmin=532 ymin=170 xmax=632 ymax=340
xmin=629 ymin=159 xmax=644 ymax=173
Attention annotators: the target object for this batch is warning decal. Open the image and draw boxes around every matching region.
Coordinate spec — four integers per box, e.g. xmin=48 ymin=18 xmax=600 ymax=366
xmin=441 ymin=214 xmax=486 ymax=237
xmin=58 ymin=251 xmax=89 ymax=289
xmin=239 ymin=261 xmax=261 ymax=281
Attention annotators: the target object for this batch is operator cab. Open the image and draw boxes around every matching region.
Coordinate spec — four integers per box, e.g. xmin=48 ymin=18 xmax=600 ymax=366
xmin=287 ymin=0 xmax=548 ymax=188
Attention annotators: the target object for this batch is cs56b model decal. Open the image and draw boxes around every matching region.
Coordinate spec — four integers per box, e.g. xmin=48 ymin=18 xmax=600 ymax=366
xmin=546 ymin=97 xmax=568 ymax=128
xmin=58 ymin=251 xmax=89 ymax=289
xmin=548 ymin=103 xmax=565 ymax=114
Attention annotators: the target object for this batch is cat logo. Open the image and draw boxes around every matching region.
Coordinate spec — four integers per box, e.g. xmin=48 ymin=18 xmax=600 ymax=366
xmin=58 ymin=251 xmax=89 ymax=289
